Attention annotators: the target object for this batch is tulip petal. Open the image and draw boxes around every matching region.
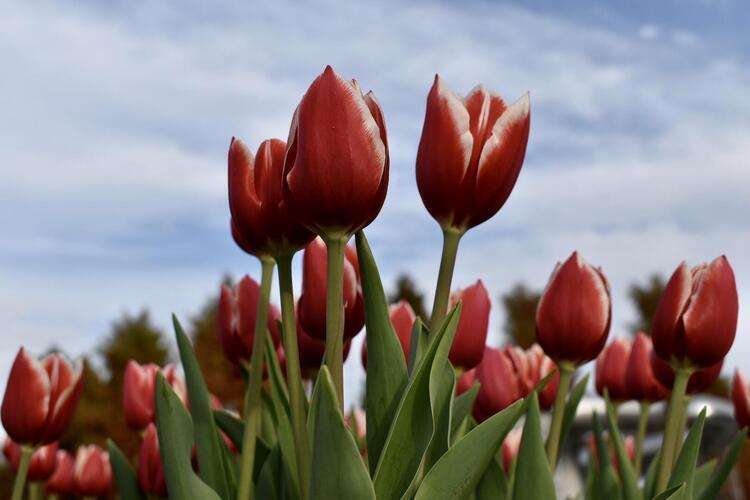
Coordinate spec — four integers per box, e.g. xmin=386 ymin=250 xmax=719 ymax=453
xmin=651 ymin=262 xmax=692 ymax=360
xmin=42 ymin=361 xmax=84 ymax=444
xmin=732 ymin=370 xmax=750 ymax=429
xmin=1 ymin=348 xmax=51 ymax=444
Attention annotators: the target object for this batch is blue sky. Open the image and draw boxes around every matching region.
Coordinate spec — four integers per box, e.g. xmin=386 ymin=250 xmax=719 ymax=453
xmin=1 ymin=0 xmax=749 ymax=406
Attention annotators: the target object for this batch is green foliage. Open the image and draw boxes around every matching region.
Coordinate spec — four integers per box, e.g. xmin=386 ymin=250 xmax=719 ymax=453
xmin=513 ymin=394 xmax=556 ymax=500
xmin=108 ymin=439 xmax=147 ymax=500
xmin=500 ymin=283 xmax=540 ymax=348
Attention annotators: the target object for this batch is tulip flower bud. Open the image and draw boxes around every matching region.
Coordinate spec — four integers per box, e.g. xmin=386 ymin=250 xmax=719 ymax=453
xmin=1 ymin=348 xmax=84 ymax=445
xmin=298 ymin=237 xmax=364 ymax=342
xmin=283 ymin=66 xmax=389 ymax=237
xmin=73 ymin=445 xmax=112 ymax=497
xmin=456 ymin=369 xmax=477 ymax=395
xmin=122 ymin=361 xmax=187 ymax=430
xmin=228 ymin=138 xmax=315 ymax=257
xmin=296 ymin=309 xmax=352 ymax=378
xmin=45 ymin=450 xmax=75 ymax=495
xmin=416 ymin=76 xmax=530 ymax=232
xmin=732 ymin=370 xmax=750 ymax=429
xmin=626 ymin=332 xmax=669 ymax=402
xmin=502 ymin=429 xmax=523 ymax=473
xmin=536 ymin=252 xmax=611 ymax=366
xmin=361 ymin=300 xmax=416 ymax=369
xmin=138 ymin=424 xmax=167 ymax=497
xmin=650 ymin=351 xmax=722 ymax=394
xmin=528 ymin=345 xmax=560 ymax=409
xmin=651 ymin=256 xmax=738 ymax=369
xmin=218 ymin=275 xmax=282 ymax=366
xmin=448 ymin=280 xmax=490 ymax=370
xmin=595 ymin=338 xmax=632 ymax=401
xmin=3 ymin=438 xmax=58 ymax=481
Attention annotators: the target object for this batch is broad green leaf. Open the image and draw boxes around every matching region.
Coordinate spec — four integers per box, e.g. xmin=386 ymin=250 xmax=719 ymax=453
xmin=408 ymin=319 xmax=429 ymax=377
xmin=173 ymin=315 xmax=232 ymax=499
xmin=692 ymin=458 xmax=716 ymax=497
xmin=154 ymin=374 xmax=220 ymax=500
xmin=475 ymin=456 xmax=510 ymax=500
xmin=557 ymin=373 xmax=589 ymax=452
xmin=356 ymin=231 xmax=409 ymax=471
xmin=214 ymin=410 xmax=244 ymax=451
xmin=513 ymin=394 xmax=556 ymax=500
xmin=256 ymin=444 xmax=282 ymax=500
xmin=424 ymin=359 xmax=457 ymax=470
xmin=592 ymin=412 xmax=618 ymax=499
xmin=261 ymin=391 xmax=279 ymax=447
xmin=107 ymin=439 xmax=146 ymax=500
xmin=652 ymin=483 xmax=685 ymax=500
xmin=604 ymin=393 xmax=642 ymax=500
xmin=667 ymin=407 xmax=706 ymax=498
xmin=643 ymin=448 xmax=660 ymax=499
xmin=310 ymin=366 xmax=375 ymax=500
xmin=450 ymin=382 xmax=480 ymax=441
xmin=416 ymin=399 xmax=525 ymax=500
xmin=697 ymin=428 xmax=747 ymax=500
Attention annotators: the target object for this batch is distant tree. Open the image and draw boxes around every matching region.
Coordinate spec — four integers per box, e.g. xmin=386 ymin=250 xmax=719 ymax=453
xmin=627 ymin=274 xmax=664 ymax=335
xmin=501 ymin=283 xmax=540 ymax=349
xmin=388 ymin=274 xmax=428 ymax=321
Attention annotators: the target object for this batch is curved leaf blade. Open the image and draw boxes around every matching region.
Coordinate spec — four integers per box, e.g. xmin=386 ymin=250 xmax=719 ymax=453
xmin=604 ymin=393 xmax=643 ymax=500
xmin=667 ymin=407 xmax=706 ymax=498
xmin=107 ymin=439 xmax=147 ymax=500
xmin=513 ymin=394 xmax=556 ymax=500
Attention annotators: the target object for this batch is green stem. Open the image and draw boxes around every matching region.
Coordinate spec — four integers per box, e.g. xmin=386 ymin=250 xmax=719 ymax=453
xmin=671 ymin=394 xmax=690 ymax=467
xmin=634 ymin=401 xmax=650 ymax=476
xmin=47 ymin=495 xmax=59 ymax=500
xmin=237 ymin=257 xmax=275 ymax=500
xmin=10 ymin=445 xmax=32 ymax=500
xmin=546 ymin=363 xmax=574 ymax=468
xmin=27 ymin=482 xmax=41 ymax=500
xmin=429 ymin=228 xmax=463 ymax=331
xmin=276 ymin=253 xmax=311 ymax=500
xmin=323 ymin=236 xmax=347 ymax=410
xmin=655 ymin=366 xmax=692 ymax=492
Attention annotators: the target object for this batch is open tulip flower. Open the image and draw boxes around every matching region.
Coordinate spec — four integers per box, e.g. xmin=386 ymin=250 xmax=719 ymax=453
xmin=3 ymin=438 xmax=58 ymax=482
xmin=122 ymin=360 xmax=187 ymax=430
xmin=73 ymin=444 xmax=112 ymax=497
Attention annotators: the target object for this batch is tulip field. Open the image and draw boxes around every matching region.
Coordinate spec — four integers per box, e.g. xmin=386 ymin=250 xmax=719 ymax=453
xmin=2 ymin=66 xmax=748 ymax=500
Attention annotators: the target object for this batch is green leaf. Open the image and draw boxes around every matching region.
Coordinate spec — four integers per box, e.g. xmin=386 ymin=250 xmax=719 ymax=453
xmin=424 ymin=359 xmax=457 ymax=470
xmin=408 ymin=319 xmax=430 ymax=377
xmin=642 ymin=448 xmax=660 ymax=499
xmin=692 ymin=458 xmax=716 ymax=497
xmin=604 ymin=393 xmax=642 ymax=500
xmin=107 ymin=439 xmax=147 ymax=500
xmin=592 ymin=412 xmax=618 ymax=500
xmin=697 ymin=427 xmax=747 ymax=500
xmin=309 ymin=366 xmax=376 ymax=500
xmin=355 ymin=231 xmax=409 ymax=471
xmin=652 ymin=483 xmax=685 ymax=500
xmin=667 ymin=407 xmax=706 ymax=498
xmin=513 ymin=394 xmax=556 ymax=500
xmin=256 ymin=444 xmax=282 ymax=500
xmin=214 ymin=410 xmax=244 ymax=452
xmin=557 ymin=373 xmax=589 ymax=452
xmin=450 ymin=382 xmax=480 ymax=441
xmin=173 ymin=315 xmax=232 ymax=499
xmin=416 ymin=399 xmax=525 ymax=499
xmin=154 ymin=373 xmax=220 ymax=500
xmin=475 ymin=456 xmax=510 ymax=500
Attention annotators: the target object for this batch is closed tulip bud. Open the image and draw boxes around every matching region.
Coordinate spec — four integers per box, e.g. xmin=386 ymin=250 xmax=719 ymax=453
xmin=595 ymin=338 xmax=632 ymax=401
xmin=228 ymin=138 xmax=315 ymax=257
xmin=416 ymin=76 xmax=530 ymax=232
xmin=536 ymin=252 xmax=611 ymax=366
xmin=45 ymin=450 xmax=75 ymax=495
xmin=283 ymin=66 xmax=389 ymax=237
xmin=626 ymin=332 xmax=669 ymax=402
xmin=218 ymin=275 xmax=282 ymax=366
xmin=73 ymin=445 xmax=112 ymax=496
xmin=651 ymin=256 xmax=738 ymax=368
xmin=298 ymin=237 xmax=364 ymax=342
xmin=361 ymin=300 xmax=416 ymax=369
xmin=448 ymin=280 xmax=490 ymax=370
xmin=3 ymin=438 xmax=58 ymax=481
xmin=456 ymin=369 xmax=477 ymax=395
xmin=138 ymin=424 xmax=167 ymax=497
xmin=122 ymin=361 xmax=187 ymax=430
xmin=732 ymin=370 xmax=750 ymax=429
xmin=529 ymin=345 xmax=560 ymax=409
xmin=296 ymin=308 xmax=352 ymax=378
xmin=1 ymin=348 xmax=84 ymax=445
xmin=650 ymin=351 xmax=722 ymax=394
xmin=502 ymin=429 xmax=523 ymax=473
xmin=474 ymin=347 xmax=521 ymax=422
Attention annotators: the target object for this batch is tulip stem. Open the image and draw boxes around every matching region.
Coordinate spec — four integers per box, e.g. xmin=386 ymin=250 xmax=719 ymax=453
xmin=237 ymin=257 xmax=275 ymax=500
xmin=655 ymin=366 xmax=691 ymax=492
xmin=276 ymin=253 xmax=311 ymax=500
xmin=323 ymin=236 xmax=347 ymax=410
xmin=634 ymin=401 xmax=650 ymax=476
xmin=429 ymin=227 xmax=463 ymax=331
xmin=546 ymin=363 xmax=574 ymax=468
xmin=28 ymin=482 xmax=41 ymax=500
xmin=10 ymin=445 xmax=32 ymax=500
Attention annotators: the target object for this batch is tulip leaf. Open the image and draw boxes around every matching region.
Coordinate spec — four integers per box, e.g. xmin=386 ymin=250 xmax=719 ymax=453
xmin=355 ymin=231 xmax=410 ymax=471
xmin=604 ymin=393 xmax=643 ymax=500
xmin=476 ymin=455 xmax=510 ymax=500
xmin=424 ymin=359 xmax=457 ymax=470
xmin=256 ymin=443 xmax=283 ymax=500
xmin=214 ymin=410 xmax=245 ymax=452
xmin=558 ymin=373 xmax=589 ymax=452
xmin=652 ymin=483 xmax=685 ymax=500
xmin=693 ymin=458 xmax=717 ymax=497
xmin=372 ymin=305 xmax=461 ymax=500
xmin=107 ymin=439 xmax=147 ymax=500
xmin=415 ymin=398 xmax=524 ymax=499
xmin=309 ymin=366 xmax=376 ymax=500
xmin=697 ymin=427 xmax=747 ymax=500
xmin=408 ymin=319 xmax=430 ymax=377
xmin=667 ymin=407 xmax=706 ymax=498
xmin=642 ymin=448 xmax=660 ymax=499
xmin=512 ymin=394 xmax=556 ymax=500
xmin=450 ymin=382 xmax=479 ymax=441
xmin=154 ymin=374 xmax=220 ymax=500
xmin=592 ymin=412 xmax=618 ymax=500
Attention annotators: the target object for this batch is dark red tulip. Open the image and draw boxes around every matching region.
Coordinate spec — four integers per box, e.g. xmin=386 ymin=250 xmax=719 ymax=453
xmin=502 ymin=429 xmax=523 ymax=473
xmin=447 ymin=280 xmax=490 ymax=370
xmin=296 ymin=309 xmax=352 ymax=378
xmin=218 ymin=275 xmax=282 ymax=366
xmin=122 ymin=361 xmax=187 ymax=430
xmin=732 ymin=370 xmax=750 ymax=429
xmin=1 ymin=348 xmax=84 ymax=445
xmin=416 ymin=76 xmax=530 ymax=231
xmin=361 ymin=300 xmax=416 ymax=368
xmin=536 ymin=252 xmax=611 ymax=366
xmin=283 ymin=66 xmax=389 ymax=237
xmin=138 ymin=424 xmax=167 ymax=497
xmin=651 ymin=256 xmax=738 ymax=368
xmin=228 ymin=138 xmax=315 ymax=257
xmin=650 ymin=351 xmax=722 ymax=394
xmin=626 ymin=332 xmax=669 ymax=402
xmin=595 ymin=338 xmax=632 ymax=401
xmin=73 ymin=445 xmax=111 ymax=496
xmin=45 ymin=450 xmax=75 ymax=495
xmin=3 ymin=438 xmax=58 ymax=481
xmin=456 ymin=369 xmax=477 ymax=395
xmin=298 ymin=237 xmax=364 ymax=342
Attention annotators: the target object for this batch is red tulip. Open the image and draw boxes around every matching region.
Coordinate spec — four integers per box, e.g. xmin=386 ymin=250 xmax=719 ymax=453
xmin=502 ymin=429 xmax=523 ymax=473
xmin=218 ymin=275 xmax=282 ymax=366
xmin=122 ymin=361 xmax=187 ymax=430
xmin=447 ymin=280 xmax=490 ymax=370
xmin=345 ymin=408 xmax=367 ymax=441
xmin=45 ymin=450 xmax=75 ymax=495
xmin=1 ymin=348 xmax=84 ymax=445
xmin=456 ymin=369 xmax=477 ymax=395
xmin=361 ymin=300 xmax=416 ymax=368
xmin=416 ymin=76 xmax=530 ymax=231
xmin=536 ymin=252 xmax=611 ymax=365
xmin=138 ymin=424 xmax=167 ymax=497
xmin=283 ymin=66 xmax=389 ymax=237
xmin=296 ymin=309 xmax=352 ymax=378
xmin=298 ymin=237 xmax=364 ymax=342
xmin=595 ymin=338 xmax=632 ymax=401
xmin=3 ymin=438 xmax=58 ymax=481
xmin=650 ymin=351 xmax=722 ymax=394
xmin=528 ymin=345 xmax=560 ymax=408
xmin=626 ymin=333 xmax=669 ymax=402
xmin=732 ymin=370 xmax=750 ymax=429
xmin=651 ymin=256 xmax=738 ymax=368
xmin=73 ymin=445 xmax=111 ymax=496
xmin=228 ymin=137 xmax=315 ymax=257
